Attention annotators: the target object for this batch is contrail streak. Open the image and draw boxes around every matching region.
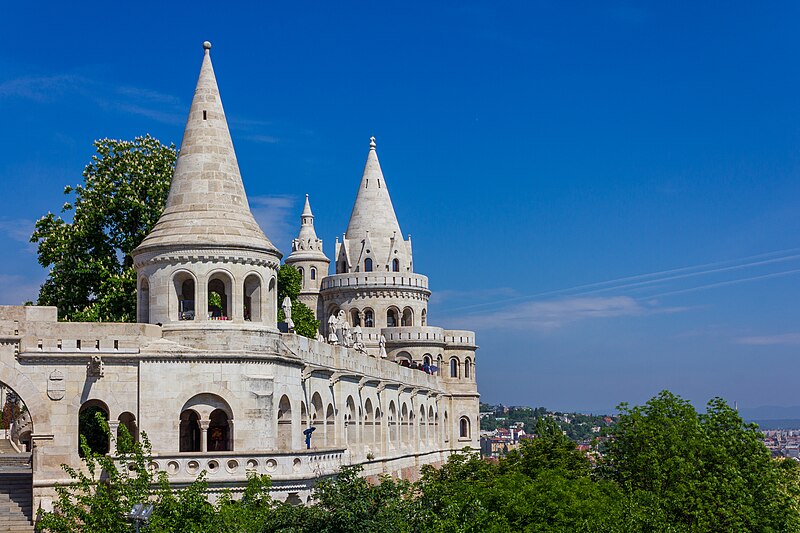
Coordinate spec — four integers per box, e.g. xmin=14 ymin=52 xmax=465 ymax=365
xmin=446 ymin=248 xmax=800 ymax=313
xmin=647 ymin=268 xmax=800 ymax=298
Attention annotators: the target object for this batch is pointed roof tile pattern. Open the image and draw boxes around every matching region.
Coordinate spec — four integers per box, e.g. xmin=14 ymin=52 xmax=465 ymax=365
xmin=135 ymin=42 xmax=280 ymax=257
xmin=344 ymin=137 xmax=403 ymax=243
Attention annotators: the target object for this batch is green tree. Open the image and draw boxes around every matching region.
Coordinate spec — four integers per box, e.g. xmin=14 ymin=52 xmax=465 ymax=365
xmin=31 ymin=136 xmax=176 ymax=322
xmin=502 ymin=416 xmax=590 ymax=481
xmin=277 ymin=264 xmax=320 ymax=339
xmin=37 ymin=419 xmax=279 ymax=533
xmin=300 ymin=465 xmax=414 ymax=533
xmin=600 ymin=390 xmax=799 ymax=531
xmin=77 ymin=406 xmax=109 ymax=457
xmin=37 ymin=418 xmax=157 ymax=533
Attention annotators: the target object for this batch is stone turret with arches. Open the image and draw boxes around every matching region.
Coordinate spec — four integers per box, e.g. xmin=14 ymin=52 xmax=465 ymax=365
xmin=131 ymin=41 xmax=281 ymax=329
xmin=285 ymin=194 xmax=330 ymax=321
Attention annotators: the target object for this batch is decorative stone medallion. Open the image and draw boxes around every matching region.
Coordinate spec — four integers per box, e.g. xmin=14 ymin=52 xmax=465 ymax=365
xmin=47 ymin=370 xmax=65 ymax=401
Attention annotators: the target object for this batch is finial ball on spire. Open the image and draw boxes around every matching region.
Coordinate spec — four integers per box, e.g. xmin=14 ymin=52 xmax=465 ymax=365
xmin=369 ymin=136 xmax=376 ymax=150
xmin=203 ymin=41 xmax=212 ymax=50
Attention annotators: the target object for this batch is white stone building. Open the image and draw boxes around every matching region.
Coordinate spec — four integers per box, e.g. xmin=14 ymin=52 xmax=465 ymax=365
xmin=0 ymin=42 xmax=479 ymax=515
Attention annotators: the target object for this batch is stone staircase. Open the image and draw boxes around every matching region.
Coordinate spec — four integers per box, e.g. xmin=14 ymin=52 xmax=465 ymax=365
xmin=0 ymin=441 xmax=16 ymax=454
xmin=0 ymin=457 xmax=34 ymax=533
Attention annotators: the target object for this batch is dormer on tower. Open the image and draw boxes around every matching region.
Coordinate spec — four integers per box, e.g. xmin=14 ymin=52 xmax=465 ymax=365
xmin=132 ymin=42 xmax=282 ymax=328
xmin=285 ymin=194 xmax=330 ymax=320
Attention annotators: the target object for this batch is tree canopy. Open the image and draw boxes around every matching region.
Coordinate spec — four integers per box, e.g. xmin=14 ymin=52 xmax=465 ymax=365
xmin=277 ymin=263 xmax=320 ymax=339
xmin=31 ymin=136 xmax=176 ymax=321
xmin=37 ymin=390 xmax=800 ymax=532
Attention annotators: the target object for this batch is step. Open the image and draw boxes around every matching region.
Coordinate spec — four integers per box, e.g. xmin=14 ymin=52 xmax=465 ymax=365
xmin=0 ymin=441 xmax=16 ymax=454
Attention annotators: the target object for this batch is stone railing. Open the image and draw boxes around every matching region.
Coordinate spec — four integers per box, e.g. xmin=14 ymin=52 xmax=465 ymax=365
xmin=381 ymin=326 xmax=446 ymax=344
xmin=320 ymin=272 xmax=429 ymax=291
xmin=285 ymin=335 xmax=441 ymax=390
xmin=124 ymin=449 xmax=346 ymax=484
xmin=443 ymin=330 xmax=477 ymax=347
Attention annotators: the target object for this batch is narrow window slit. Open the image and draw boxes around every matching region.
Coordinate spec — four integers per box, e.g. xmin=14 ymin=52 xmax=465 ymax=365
xmin=203 ymin=110 xmax=207 ymax=120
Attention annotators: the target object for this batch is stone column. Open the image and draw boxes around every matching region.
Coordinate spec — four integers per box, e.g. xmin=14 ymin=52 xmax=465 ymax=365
xmin=108 ymin=421 xmax=120 ymax=455
xmin=199 ymin=420 xmax=209 ymax=452
xmin=197 ymin=277 xmax=208 ymax=322
xmin=227 ymin=420 xmax=235 ymax=451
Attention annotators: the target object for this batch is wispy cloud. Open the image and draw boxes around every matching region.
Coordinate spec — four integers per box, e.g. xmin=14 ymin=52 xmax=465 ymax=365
xmin=430 ymin=287 xmax=518 ymax=306
xmin=250 ymin=195 xmax=297 ymax=251
xmin=0 ymin=218 xmax=34 ymax=244
xmin=736 ymin=333 xmax=800 ymax=346
xmin=243 ymin=134 xmax=280 ymax=144
xmin=0 ymin=73 xmax=185 ymax=124
xmin=0 ymin=74 xmax=85 ymax=101
xmin=447 ymin=295 xmax=661 ymax=332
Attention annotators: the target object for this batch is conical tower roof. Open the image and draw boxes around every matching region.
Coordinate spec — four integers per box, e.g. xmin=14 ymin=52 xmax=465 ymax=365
xmin=344 ymin=137 xmax=403 ymax=242
xmin=134 ymin=42 xmax=280 ymax=257
xmin=287 ymin=194 xmax=328 ymax=262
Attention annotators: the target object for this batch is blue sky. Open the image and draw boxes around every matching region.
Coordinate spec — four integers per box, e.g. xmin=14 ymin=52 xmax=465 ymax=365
xmin=1 ymin=2 xmax=799 ymax=414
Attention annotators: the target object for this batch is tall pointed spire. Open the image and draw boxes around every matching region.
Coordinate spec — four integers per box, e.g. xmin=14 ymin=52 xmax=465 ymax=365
xmin=344 ymin=137 xmax=403 ymax=242
xmin=134 ymin=41 xmax=279 ymax=257
xmin=297 ymin=194 xmax=320 ymax=243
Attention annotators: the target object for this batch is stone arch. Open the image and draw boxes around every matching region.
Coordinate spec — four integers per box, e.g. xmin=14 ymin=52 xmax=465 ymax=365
xmin=363 ymin=308 xmax=375 ymax=328
xmin=180 ymin=393 xmax=234 ymax=452
xmin=400 ymin=402 xmax=409 ymax=448
xmin=392 ymin=258 xmax=400 ymax=272
xmin=173 ymin=270 xmax=197 ymax=321
xmin=207 ymin=269 xmax=234 ymax=320
xmin=464 ymin=357 xmax=472 ymax=379
xmin=0 ymin=363 xmax=50 ymax=436
xmin=401 ymin=307 xmax=413 ymax=326
xmin=298 ymin=267 xmax=305 ymax=288
xmin=268 ymin=276 xmax=276 ymax=323
xmin=138 ymin=277 xmax=150 ymax=323
xmin=428 ymin=406 xmax=435 ymax=445
xmin=386 ymin=307 xmax=399 ymax=328
xmin=395 ymin=351 xmax=412 ymax=364
xmin=310 ymin=392 xmax=323 ymax=423
xmin=325 ymin=404 xmax=335 ymax=446
xmin=277 ymin=395 xmax=292 ymax=450
xmin=208 ymin=408 xmax=231 ymax=451
xmin=345 ymin=396 xmax=357 ymax=445
xmin=419 ymin=404 xmax=427 ymax=447
xmin=350 ymin=308 xmax=361 ymax=327
xmin=311 ymin=267 xmax=317 ymax=280
xmin=364 ymin=258 xmax=373 ymax=272
xmin=450 ymin=357 xmax=460 ymax=378
xmin=421 ymin=309 xmax=427 ymax=326
xmin=179 ymin=409 xmax=201 ymax=452
xmin=388 ymin=401 xmax=397 ymax=446
xmin=423 ymin=353 xmax=432 ymax=366
xmin=117 ymin=411 xmax=138 ymax=444
xmin=79 ymin=399 xmax=109 ymax=457
xmin=437 ymin=354 xmax=443 ymax=377
xmin=364 ymin=398 xmax=375 ymax=447
xmin=460 ymin=416 xmax=471 ymax=439
xmin=243 ymin=272 xmax=263 ymax=322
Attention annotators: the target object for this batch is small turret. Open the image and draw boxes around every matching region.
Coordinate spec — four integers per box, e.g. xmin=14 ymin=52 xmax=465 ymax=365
xmin=285 ymin=194 xmax=330 ymax=320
